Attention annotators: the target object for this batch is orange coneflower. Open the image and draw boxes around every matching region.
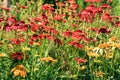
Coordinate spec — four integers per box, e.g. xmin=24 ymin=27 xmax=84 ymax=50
xmin=103 ymin=53 xmax=113 ymax=59
xmin=112 ymin=43 xmax=120 ymax=49
xmin=98 ymin=43 xmax=110 ymax=49
xmin=109 ymin=36 xmax=118 ymax=42
xmin=10 ymin=65 xmax=27 ymax=78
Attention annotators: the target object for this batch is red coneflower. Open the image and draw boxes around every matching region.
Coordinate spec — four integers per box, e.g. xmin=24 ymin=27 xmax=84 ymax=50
xmin=42 ymin=4 xmax=54 ymax=11
xmin=54 ymin=38 xmax=62 ymax=45
xmin=74 ymin=58 xmax=87 ymax=64
xmin=68 ymin=41 xmax=84 ymax=49
xmin=10 ymin=52 xmax=28 ymax=60
xmin=10 ymin=37 xmax=25 ymax=45
xmin=89 ymin=27 xmax=111 ymax=34
xmin=62 ymin=30 xmax=72 ymax=38
xmin=98 ymin=27 xmax=111 ymax=34
xmin=84 ymin=0 xmax=101 ymax=2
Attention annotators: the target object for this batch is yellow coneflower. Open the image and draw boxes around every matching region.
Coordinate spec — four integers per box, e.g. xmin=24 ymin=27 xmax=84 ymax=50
xmin=95 ymin=71 xmax=104 ymax=77
xmin=104 ymin=53 xmax=113 ymax=59
xmin=40 ymin=57 xmax=57 ymax=63
xmin=87 ymin=52 xmax=99 ymax=57
xmin=85 ymin=46 xmax=93 ymax=51
xmin=98 ymin=43 xmax=110 ymax=49
xmin=80 ymin=66 xmax=86 ymax=70
xmin=22 ymin=47 xmax=30 ymax=51
xmin=112 ymin=43 xmax=120 ymax=49
xmin=109 ymin=36 xmax=118 ymax=42
xmin=0 ymin=53 xmax=7 ymax=57
xmin=10 ymin=65 xmax=27 ymax=78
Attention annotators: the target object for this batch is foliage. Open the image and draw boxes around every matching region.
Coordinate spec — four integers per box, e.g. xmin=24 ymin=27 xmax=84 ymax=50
xmin=0 ymin=0 xmax=120 ymax=80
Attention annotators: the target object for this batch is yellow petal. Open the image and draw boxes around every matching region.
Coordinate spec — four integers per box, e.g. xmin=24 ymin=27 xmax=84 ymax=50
xmin=13 ymin=70 xmax=20 ymax=77
xmin=95 ymin=71 xmax=104 ymax=77
xmin=81 ymin=66 xmax=86 ymax=70
xmin=0 ymin=53 xmax=7 ymax=57
xmin=52 ymin=59 xmax=58 ymax=63
xmin=10 ymin=67 xmax=16 ymax=73
xmin=109 ymin=36 xmax=118 ymax=42
xmin=19 ymin=70 xmax=26 ymax=78
xmin=87 ymin=52 xmax=99 ymax=57
xmin=22 ymin=47 xmax=30 ymax=51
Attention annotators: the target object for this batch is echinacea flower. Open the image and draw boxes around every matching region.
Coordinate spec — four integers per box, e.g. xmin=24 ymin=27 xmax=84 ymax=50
xmin=10 ymin=38 xmax=25 ymax=45
xmin=0 ymin=6 xmax=11 ymax=11
xmin=109 ymin=36 xmax=118 ymax=42
xmin=22 ymin=47 xmax=30 ymax=51
xmin=98 ymin=27 xmax=111 ymax=34
xmin=100 ymin=4 xmax=111 ymax=9
xmin=111 ymin=43 xmax=120 ymax=49
xmin=103 ymin=53 xmax=113 ymax=58
xmin=68 ymin=41 xmax=84 ymax=49
xmin=10 ymin=52 xmax=28 ymax=60
xmin=71 ymin=30 xmax=89 ymax=43
xmin=85 ymin=46 xmax=94 ymax=51
xmin=56 ymin=2 xmax=65 ymax=7
xmin=62 ymin=30 xmax=72 ymax=38
xmin=80 ymin=66 xmax=86 ymax=70
xmin=115 ymin=21 xmax=120 ymax=27
xmin=67 ymin=0 xmax=76 ymax=3
xmin=89 ymin=27 xmax=111 ymax=34
xmin=40 ymin=57 xmax=57 ymax=63
xmin=33 ymin=42 xmax=41 ymax=46
xmin=42 ymin=4 xmax=54 ymax=11
xmin=87 ymin=52 xmax=99 ymax=57
xmin=54 ymin=38 xmax=62 ymax=45
xmin=74 ymin=58 xmax=87 ymax=64
xmin=84 ymin=0 xmax=101 ymax=3
xmin=101 ymin=13 xmax=112 ymax=22
xmin=10 ymin=65 xmax=27 ymax=78
xmin=97 ymin=43 xmax=110 ymax=49
xmin=95 ymin=71 xmax=104 ymax=77
xmin=0 ymin=53 xmax=7 ymax=57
